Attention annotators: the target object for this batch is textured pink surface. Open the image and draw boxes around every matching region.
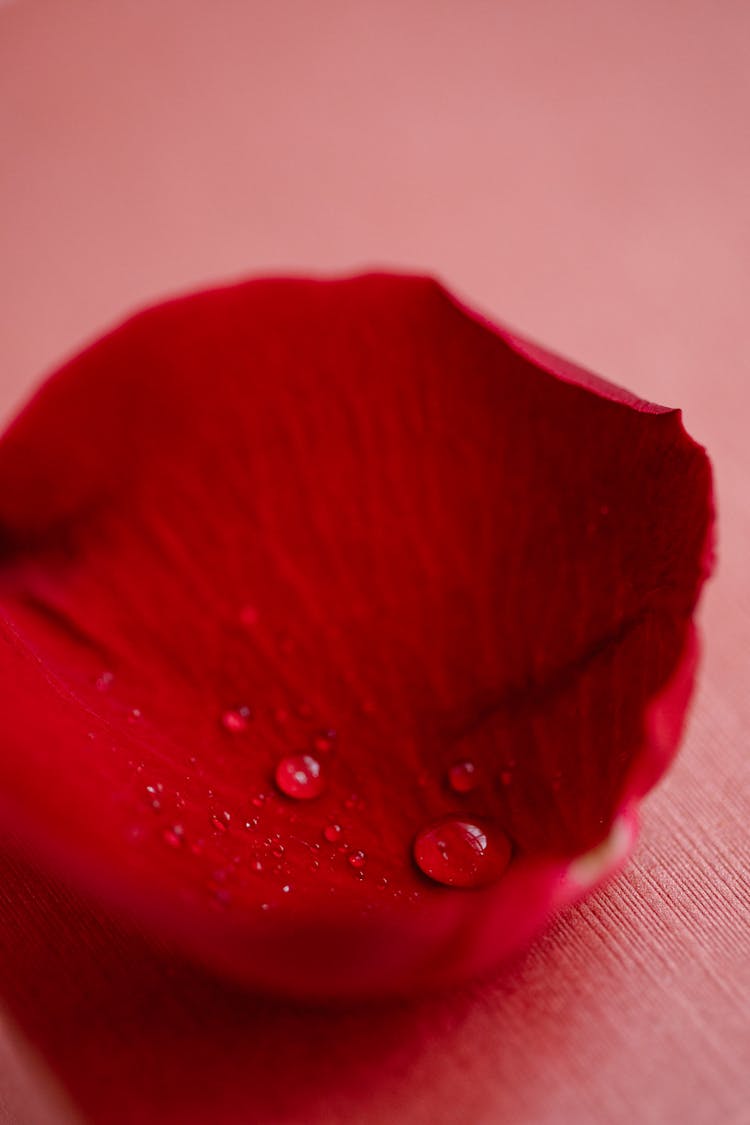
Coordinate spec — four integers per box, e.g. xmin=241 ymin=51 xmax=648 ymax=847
xmin=0 ymin=1 xmax=748 ymax=1122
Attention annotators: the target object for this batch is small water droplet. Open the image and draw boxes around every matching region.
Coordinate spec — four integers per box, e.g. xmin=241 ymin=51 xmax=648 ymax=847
xmin=210 ymin=813 xmax=230 ymax=833
xmin=413 ymin=817 xmax=511 ymax=888
xmin=447 ymin=760 xmax=479 ymax=794
xmin=310 ymin=860 xmax=320 ymax=871
xmin=221 ymin=706 xmax=252 ymax=733
xmin=162 ymin=826 xmax=184 ymax=848
xmin=95 ymin=671 xmax=114 ymax=692
xmin=274 ymin=754 xmax=324 ymax=800
xmin=239 ymin=604 xmax=259 ymax=627
xmin=251 ymin=793 xmax=267 ymax=808
xmin=245 ymin=817 xmax=260 ymax=831
xmin=312 ymin=729 xmax=337 ymax=754
xmin=128 ymin=708 xmax=142 ymax=723
xmin=271 ymin=842 xmax=285 ymax=858
xmin=150 ymin=799 xmax=162 ymax=812
xmin=281 ymin=884 xmax=292 ymax=894
xmin=323 ymin=823 xmax=342 ymax=843
xmin=348 ymin=850 xmax=366 ymax=870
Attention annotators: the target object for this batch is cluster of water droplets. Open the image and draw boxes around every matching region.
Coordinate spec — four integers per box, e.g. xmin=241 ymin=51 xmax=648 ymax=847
xmin=95 ymin=601 xmax=518 ymax=902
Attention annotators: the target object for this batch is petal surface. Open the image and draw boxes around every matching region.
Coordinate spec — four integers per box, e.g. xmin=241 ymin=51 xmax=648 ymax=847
xmin=0 ymin=275 xmax=713 ymax=995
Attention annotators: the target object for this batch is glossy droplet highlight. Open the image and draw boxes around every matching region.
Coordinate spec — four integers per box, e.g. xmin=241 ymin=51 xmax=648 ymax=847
xmin=447 ymin=760 xmax=478 ymax=794
xmin=274 ymin=754 xmax=324 ymax=800
xmin=323 ymin=823 xmax=342 ymax=843
xmin=221 ymin=706 xmax=252 ymax=733
xmin=412 ymin=817 xmax=511 ymax=889
xmin=347 ymin=850 xmax=366 ymax=870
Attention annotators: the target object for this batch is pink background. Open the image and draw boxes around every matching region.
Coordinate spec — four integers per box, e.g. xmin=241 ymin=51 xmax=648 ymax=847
xmin=0 ymin=1 xmax=748 ymax=1121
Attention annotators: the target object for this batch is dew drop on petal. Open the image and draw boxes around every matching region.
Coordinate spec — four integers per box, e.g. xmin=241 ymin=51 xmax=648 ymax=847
xmin=95 ymin=671 xmax=114 ymax=692
xmin=348 ymin=850 xmax=366 ymax=870
xmin=312 ymin=729 xmax=337 ymax=754
xmin=210 ymin=813 xmax=230 ymax=833
xmin=162 ymin=826 xmax=184 ymax=848
xmin=281 ymin=884 xmax=292 ymax=894
xmin=323 ymin=823 xmax=342 ymax=843
xmin=447 ymin=760 xmax=478 ymax=794
xmin=271 ymin=842 xmax=285 ymax=859
xmin=128 ymin=708 xmax=142 ymax=723
xmin=221 ymin=707 xmax=252 ymax=733
xmin=274 ymin=754 xmax=324 ymax=800
xmin=412 ymin=817 xmax=512 ymax=888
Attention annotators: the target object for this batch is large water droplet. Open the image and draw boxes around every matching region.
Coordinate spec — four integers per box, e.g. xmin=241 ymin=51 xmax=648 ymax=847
xmin=447 ymin=760 xmax=478 ymax=794
xmin=412 ymin=817 xmax=511 ymax=888
xmin=221 ymin=706 xmax=252 ymax=733
xmin=274 ymin=754 xmax=324 ymax=800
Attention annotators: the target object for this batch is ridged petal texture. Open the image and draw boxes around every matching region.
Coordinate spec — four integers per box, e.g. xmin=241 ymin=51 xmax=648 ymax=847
xmin=0 ymin=275 xmax=713 ymax=996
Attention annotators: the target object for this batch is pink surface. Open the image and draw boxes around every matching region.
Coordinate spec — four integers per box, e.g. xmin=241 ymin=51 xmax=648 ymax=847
xmin=0 ymin=1 xmax=748 ymax=1121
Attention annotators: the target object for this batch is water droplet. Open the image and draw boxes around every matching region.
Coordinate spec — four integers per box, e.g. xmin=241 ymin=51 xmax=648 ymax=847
xmin=95 ymin=671 xmax=114 ymax=692
xmin=348 ymin=850 xmax=366 ymax=870
xmin=274 ymin=754 xmax=324 ymax=800
xmin=239 ymin=604 xmax=259 ymax=628
xmin=271 ymin=842 xmax=285 ymax=858
xmin=447 ymin=760 xmax=478 ymax=794
xmin=412 ymin=817 xmax=511 ymax=888
xmin=251 ymin=793 xmax=267 ymax=808
xmin=251 ymin=858 xmax=263 ymax=873
xmin=221 ymin=706 xmax=252 ymax=733
xmin=210 ymin=812 xmax=230 ymax=833
xmin=245 ymin=817 xmax=260 ymax=831
xmin=162 ymin=826 xmax=184 ymax=848
xmin=128 ymin=708 xmax=142 ymax=723
xmin=312 ymin=729 xmax=337 ymax=754
xmin=323 ymin=823 xmax=342 ymax=843
xmin=281 ymin=884 xmax=292 ymax=894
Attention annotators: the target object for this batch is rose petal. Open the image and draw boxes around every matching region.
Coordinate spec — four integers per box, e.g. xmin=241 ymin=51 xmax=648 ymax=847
xmin=0 ymin=275 xmax=714 ymax=995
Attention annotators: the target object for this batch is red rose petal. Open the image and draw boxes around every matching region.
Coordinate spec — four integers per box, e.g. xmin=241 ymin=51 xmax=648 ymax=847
xmin=0 ymin=275 xmax=713 ymax=996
